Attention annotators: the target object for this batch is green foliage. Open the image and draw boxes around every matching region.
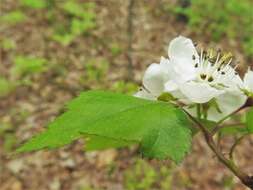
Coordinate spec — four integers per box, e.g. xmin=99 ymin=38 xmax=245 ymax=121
xmin=12 ymin=55 xmax=48 ymax=77
xmin=111 ymin=81 xmax=138 ymax=94
xmin=51 ymin=34 xmax=75 ymax=46
xmin=0 ymin=11 xmax=26 ymax=25
xmin=1 ymin=38 xmax=16 ymax=51
xmin=219 ymin=125 xmax=248 ymax=136
xmin=70 ymin=18 xmax=96 ymax=35
xmin=18 ymin=91 xmax=192 ymax=163
xmin=63 ymin=1 xmax=88 ymax=18
xmin=3 ymin=133 xmax=17 ymax=152
xmin=0 ymin=77 xmax=15 ymax=97
xmin=246 ymin=108 xmax=253 ymax=133
xmin=0 ymin=121 xmax=17 ymax=152
xmin=173 ymin=0 xmax=253 ymax=57
xmin=124 ymin=159 xmax=173 ymax=190
xmin=109 ymin=43 xmax=123 ymax=56
xmin=51 ymin=1 xmax=96 ymax=46
xmin=84 ymin=59 xmax=109 ymax=81
xmin=124 ymin=159 xmax=157 ymax=190
xmin=20 ymin=0 xmax=47 ymax=9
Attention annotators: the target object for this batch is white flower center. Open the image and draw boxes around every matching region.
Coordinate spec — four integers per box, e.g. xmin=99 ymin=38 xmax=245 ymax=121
xmin=193 ymin=49 xmax=238 ymax=86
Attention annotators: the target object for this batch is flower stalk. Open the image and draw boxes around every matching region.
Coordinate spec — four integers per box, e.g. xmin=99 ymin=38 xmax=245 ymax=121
xmin=184 ymin=110 xmax=253 ymax=189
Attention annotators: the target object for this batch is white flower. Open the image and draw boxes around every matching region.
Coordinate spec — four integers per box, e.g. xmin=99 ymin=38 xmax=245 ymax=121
xmin=135 ymin=36 xmax=247 ymax=122
xmin=242 ymin=69 xmax=253 ymax=96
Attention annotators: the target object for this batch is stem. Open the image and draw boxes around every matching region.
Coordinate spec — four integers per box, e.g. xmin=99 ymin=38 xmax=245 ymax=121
xmin=211 ymin=102 xmax=249 ymax=135
xmin=229 ymin=135 xmax=246 ymax=160
xmin=197 ymin=104 xmax=201 ymax=119
xmin=211 ymin=123 xmax=245 ymax=136
xmin=184 ymin=110 xmax=253 ymax=189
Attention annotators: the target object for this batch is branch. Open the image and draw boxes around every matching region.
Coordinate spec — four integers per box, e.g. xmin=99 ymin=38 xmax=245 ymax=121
xmin=211 ymin=101 xmax=251 ymax=135
xmin=229 ymin=135 xmax=246 ymax=160
xmin=184 ymin=110 xmax=253 ymax=189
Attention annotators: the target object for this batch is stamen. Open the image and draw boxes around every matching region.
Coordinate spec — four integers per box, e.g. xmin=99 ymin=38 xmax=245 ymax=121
xmin=200 ymin=74 xmax=207 ymax=80
xmin=192 ymin=55 xmax=196 ymax=60
xmin=208 ymin=76 xmax=214 ymax=82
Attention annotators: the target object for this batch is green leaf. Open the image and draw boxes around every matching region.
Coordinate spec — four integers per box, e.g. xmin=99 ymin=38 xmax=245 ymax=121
xmin=246 ymin=108 xmax=253 ymax=133
xmin=18 ymin=91 xmax=192 ymax=163
xmin=84 ymin=134 xmax=135 ymax=151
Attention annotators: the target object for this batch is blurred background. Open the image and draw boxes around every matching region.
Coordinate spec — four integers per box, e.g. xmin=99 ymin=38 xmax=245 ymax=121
xmin=1 ymin=0 xmax=253 ymax=189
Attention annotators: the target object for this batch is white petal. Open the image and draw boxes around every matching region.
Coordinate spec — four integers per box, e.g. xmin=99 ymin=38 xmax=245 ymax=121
xmin=244 ymin=69 xmax=253 ymax=92
xmin=164 ymin=80 xmax=191 ymax=104
xmin=160 ymin=56 xmax=170 ymax=71
xmin=179 ymin=81 xmax=224 ymax=103
xmin=170 ymin=58 xmax=196 ymax=83
xmin=168 ymin=36 xmax=199 ymax=65
xmin=134 ymin=88 xmax=156 ymax=100
xmin=164 ymin=80 xmax=178 ymax=92
xmin=143 ymin=63 xmax=165 ymax=96
xmin=218 ymin=66 xmax=243 ymax=89
xmin=207 ymin=89 xmax=247 ymax=122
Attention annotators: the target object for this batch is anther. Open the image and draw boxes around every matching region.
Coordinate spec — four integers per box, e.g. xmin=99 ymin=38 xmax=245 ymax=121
xmin=221 ymin=71 xmax=225 ymax=75
xmin=194 ymin=63 xmax=198 ymax=68
xmin=192 ymin=55 xmax=196 ymax=60
xmin=208 ymin=76 xmax=214 ymax=82
xmin=200 ymin=74 xmax=207 ymax=80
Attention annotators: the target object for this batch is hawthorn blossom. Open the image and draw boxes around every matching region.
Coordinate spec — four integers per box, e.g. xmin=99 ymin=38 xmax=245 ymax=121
xmin=242 ymin=69 xmax=253 ymax=97
xmin=135 ymin=36 xmax=248 ymax=121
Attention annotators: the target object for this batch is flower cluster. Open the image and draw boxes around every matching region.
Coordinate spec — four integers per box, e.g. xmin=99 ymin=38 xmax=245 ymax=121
xmin=135 ymin=36 xmax=253 ymax=121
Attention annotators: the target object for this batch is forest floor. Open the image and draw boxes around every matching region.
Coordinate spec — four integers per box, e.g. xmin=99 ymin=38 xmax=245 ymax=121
xmin=1 ymin=1 xmax=253 ymax=190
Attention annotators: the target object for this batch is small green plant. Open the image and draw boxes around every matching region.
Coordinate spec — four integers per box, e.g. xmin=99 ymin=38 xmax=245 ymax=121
xmin=111 ymin=81 xmax=138 ymax=94
xmin=20 ymin=0 xmax=48 ymax=9
xmin=0 ymin=11 xmax=26 ymax=25
xmin=0 ymin=121 xmax=17 ymax=152
xmin=1 ymin=38 xmax=16 ymax=51
xmin=124 ymin=159 xmax=174 ymax=190
xmin=0 ymin=77 xmax=16 ymax=97
xmin=84 ymin=59 xmax=109 ymax=81
xmin=12 ymin=55 xmax=48 ymax=77
xmin=109 ymin=43 xmax=123 ymax=57
xmin=171 ymin=0 xmax=253 ymax=57
xmin=51 ymin=1 xmax=96 ymax=46
xmin=124 ymin=159 xmax=157 ymax=190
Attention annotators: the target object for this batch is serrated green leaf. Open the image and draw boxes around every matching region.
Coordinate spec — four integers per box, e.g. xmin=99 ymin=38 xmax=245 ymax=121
xmin=246 ymin=108 xmax=253 ymax=133
xmin=84 ymin=134 xmax=136 ymax=151
xmin=18 ymin=91 xmax=192 ymax=163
